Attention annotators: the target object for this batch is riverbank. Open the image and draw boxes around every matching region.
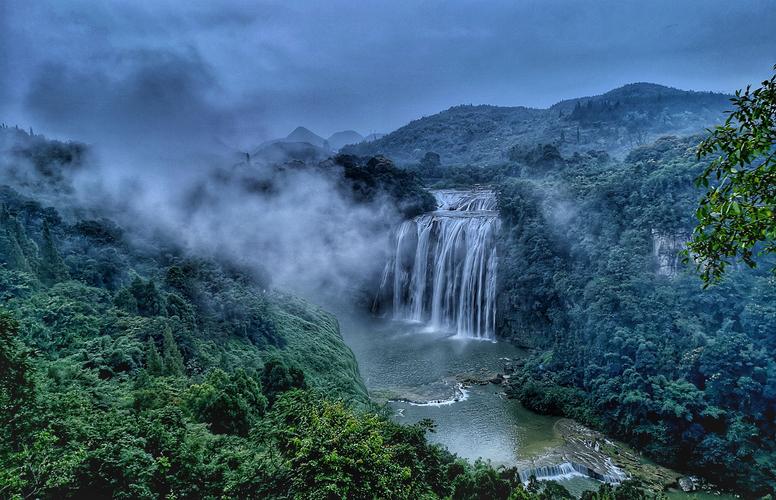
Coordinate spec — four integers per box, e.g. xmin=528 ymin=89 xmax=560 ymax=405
xmin=336 ymin=312 xmax=739 ymax=498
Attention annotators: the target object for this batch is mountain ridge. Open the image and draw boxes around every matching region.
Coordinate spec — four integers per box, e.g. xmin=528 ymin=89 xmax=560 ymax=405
xmin=342 ymin=83 xmax=733 ymax=165
xmin=327 ymin=130 xmax=364 ymax=150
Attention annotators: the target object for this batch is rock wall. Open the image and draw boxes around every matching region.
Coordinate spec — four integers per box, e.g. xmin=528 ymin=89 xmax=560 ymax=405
xmin=651 ymin=229 xmax=687 ymax=277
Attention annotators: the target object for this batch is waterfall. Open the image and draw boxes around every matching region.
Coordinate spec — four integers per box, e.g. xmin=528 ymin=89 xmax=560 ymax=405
xmin=376 ymin=189 xmax=498 ymax=340
xmin=517 ymin=461 xmax=627 ymax=484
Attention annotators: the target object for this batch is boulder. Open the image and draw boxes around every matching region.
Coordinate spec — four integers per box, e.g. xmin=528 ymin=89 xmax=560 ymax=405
xmin=678 ymin=476 xmax=699 ymax=492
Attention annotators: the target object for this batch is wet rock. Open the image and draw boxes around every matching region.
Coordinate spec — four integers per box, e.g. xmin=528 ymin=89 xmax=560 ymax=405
xmin=370 ymin=377 xmax=462 ymax=404
xmin=532 ymin=420 xmax=681 ymax=492
xmin=678 ymin=476 xmax=700 ymax=492
xmin=456 ymin=371 xmax=497 ymax=385
xmin=489 ymin=373 xmax=504 ymax=384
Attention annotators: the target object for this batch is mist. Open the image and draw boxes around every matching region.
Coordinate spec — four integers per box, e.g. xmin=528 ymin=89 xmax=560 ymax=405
xmin=1 ymin=9 xmax=406 ymax=302
xmin=168 ymin=161 xmax=399 ymax=297
xmin=1 ymin=0 xmax=774 ymax=302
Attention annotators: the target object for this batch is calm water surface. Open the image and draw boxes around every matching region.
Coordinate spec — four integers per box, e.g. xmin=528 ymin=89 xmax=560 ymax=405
xmin=339 ymin=313 xmax=601 ymax=496
xmin=337 ymin=313 xmax=739 ymax=499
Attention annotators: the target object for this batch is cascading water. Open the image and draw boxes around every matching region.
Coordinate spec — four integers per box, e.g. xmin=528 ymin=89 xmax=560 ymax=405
xmin=376 ymin=189 xmax=498 ymax=340
xmin=517 ymin=461 xmax=627 ymax=485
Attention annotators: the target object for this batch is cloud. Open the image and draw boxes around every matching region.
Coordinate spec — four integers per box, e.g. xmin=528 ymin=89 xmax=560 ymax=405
xmin=170 ymin=163 xmax=398 ymax=296
xmin=2 ymin=0 xmax=775 ymax=140
xmin=23 ymin=49 xmax=265 ymax=171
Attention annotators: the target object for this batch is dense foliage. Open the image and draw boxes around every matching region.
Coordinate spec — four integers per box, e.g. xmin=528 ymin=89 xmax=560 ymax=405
xmin=474 ymin=137 xmax=776 ymax=495
xmin=0 ymin=131 xmax=670 ymax=498
xmin=689 ymin=67 xmax=776 ymax=283
xmin=0 ymin=191 xmax=658 ymax=500
xmin=333 ymin=153 xmax=437 ymax=218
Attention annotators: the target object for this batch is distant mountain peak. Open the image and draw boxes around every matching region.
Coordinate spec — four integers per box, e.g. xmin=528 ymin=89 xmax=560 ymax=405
xmin=286 ymin=126 xmax=326 ymax=147
xmin=553 ymin=82 xmax=728 ymax=110
xmin=288 ymin=125 xmax=313 ymax=135
xmin=615 ymin=82 xmax=673 ymax=91
xmin=328 ymin=129 xmax=361 ymax=137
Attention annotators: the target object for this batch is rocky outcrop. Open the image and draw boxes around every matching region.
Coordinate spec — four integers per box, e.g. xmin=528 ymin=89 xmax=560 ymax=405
xmin=370 ymin=377 xmax=466 ymax=405
xmin=651 ymin=229 xmax=687 ymax=277
xmin=516 ymin=419 xmax=680 ymax=492
xmin=678 ymin=476 xmax=701 ymax=492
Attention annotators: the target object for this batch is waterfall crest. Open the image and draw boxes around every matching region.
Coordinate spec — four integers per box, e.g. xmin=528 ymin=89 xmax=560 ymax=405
xmin=376 ymin=189 xmax=498 ymax=340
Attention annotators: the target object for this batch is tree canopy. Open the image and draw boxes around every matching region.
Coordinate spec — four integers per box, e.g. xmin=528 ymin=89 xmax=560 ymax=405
xmin=689 ymin=66 xmax=776 ymax=283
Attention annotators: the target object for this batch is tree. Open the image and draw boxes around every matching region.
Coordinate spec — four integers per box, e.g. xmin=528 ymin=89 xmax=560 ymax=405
xmin=421 ymin=151 xmax=441 ymax=169
xmin=145 ymin=337 xmax=163 ymax=376
xmin=161 ymin=327 xmax=184 ymax=376
xmin=268 ymin=391 xmax=425 ymax=499
xmin=129 ymin=276 xmax=166 ymax=316
xmin=260 ymin=357 xmax=306 ymax=404
xmin=0 ymin=311 xmax=34 ymax=445
xmin=113 ymin=287 xmax=138 ymax=314
xmin=450 ymin=459 xmax=516 ymax=500
xmin=185 ymin=368 xmax=267 ymax=435
xmin=0 ymin=205 xmax=33 ymax=273
xmin=39 ymin=220 xmax=69 ymax=284
xmin=689 ymin=66 xmax=776 ymax=284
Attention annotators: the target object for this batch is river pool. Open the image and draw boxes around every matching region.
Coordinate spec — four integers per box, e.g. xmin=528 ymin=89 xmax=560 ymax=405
xmin=339 ymin=313 xmax=603 ymax=496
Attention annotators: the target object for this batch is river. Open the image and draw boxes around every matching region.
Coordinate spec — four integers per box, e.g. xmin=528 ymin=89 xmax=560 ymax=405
xmin=339 ymin=313 xmax=603 ymax=497
xmin=337 ymin=312 xmax=739 ymax=499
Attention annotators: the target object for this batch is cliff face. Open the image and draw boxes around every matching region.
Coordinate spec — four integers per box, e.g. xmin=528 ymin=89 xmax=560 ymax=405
xmin=269 ymin=292 xmax=369 ymax=406
xmin=651 ymin=229 xmax=687 ymax=277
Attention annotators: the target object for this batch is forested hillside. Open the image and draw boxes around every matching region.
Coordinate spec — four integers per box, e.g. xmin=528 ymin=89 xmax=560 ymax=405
xmin=0 ymin=129 xmax=669 ymax=499
xmin=343 ymin=84 xmax=731 ymax=166
xmin=403 ymin=133 xmax=776 ymax=495
xmin=497 ymin=137 xmax=776 ymax=495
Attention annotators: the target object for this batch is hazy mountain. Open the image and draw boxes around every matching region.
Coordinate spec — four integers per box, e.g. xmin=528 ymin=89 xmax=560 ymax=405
xmin=343 ymin=83 xmax=732 ymax=165
xmin=327 ymin=130 xmax=364 ymax=150
xmin=285 ymin=126 xmax=328 ymax=148
xmin=253 ymin=126 xmax=330 ymax=157
xmin=253 ymin=128 xmax=379 ymax=159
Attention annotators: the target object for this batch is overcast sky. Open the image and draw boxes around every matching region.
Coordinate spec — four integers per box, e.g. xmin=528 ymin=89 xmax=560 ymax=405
xmin=1 ymin=0 xmax=775 ymax=149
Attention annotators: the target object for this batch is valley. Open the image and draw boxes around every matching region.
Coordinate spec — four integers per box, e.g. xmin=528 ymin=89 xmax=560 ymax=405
xmin=1 ymin=76 xmax=774 ymax=499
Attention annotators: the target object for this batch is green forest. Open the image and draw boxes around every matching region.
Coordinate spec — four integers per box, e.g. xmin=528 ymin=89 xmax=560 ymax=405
xmin=399 ymin=131 xmax=776 ymax=495
xmin=494 ymin=137 xmax=776 ymax=495
xmin=0 ymin=130 xmax=671 ymax=499
xmin=4 ymin=1 xmax=776 ymax=498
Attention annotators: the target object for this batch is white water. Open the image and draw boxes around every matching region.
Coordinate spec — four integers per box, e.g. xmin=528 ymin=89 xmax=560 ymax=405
xmin=518 ymin=461 xmax=627 ymax=485
xmin=376 ymin=189 xmax=498 ymax=339
xmin=519 ymin=463 xmax=587 ymax=483
xmin=403 ymin=383 xmax=470 ymax=407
